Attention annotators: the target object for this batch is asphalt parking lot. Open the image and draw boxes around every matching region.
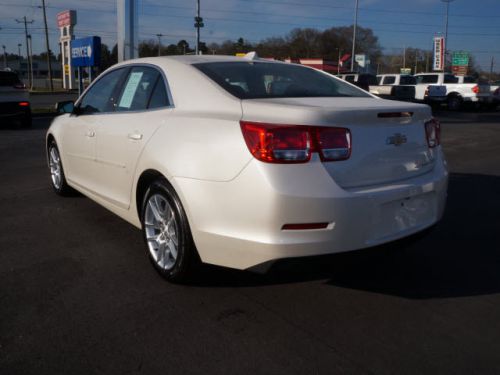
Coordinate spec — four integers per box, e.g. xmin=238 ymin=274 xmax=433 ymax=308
xmin=1 ymin=110 xmax=500 ymax=374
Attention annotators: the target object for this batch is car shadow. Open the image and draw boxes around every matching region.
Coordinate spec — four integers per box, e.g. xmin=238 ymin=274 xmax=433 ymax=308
xmin=190 ymin=173 xmax=500 ymax=299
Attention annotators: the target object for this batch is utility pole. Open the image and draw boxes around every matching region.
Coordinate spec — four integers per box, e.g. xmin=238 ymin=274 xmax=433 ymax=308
xmin=425 ymin=51 xmax=430 ymax=72
xmin=18 ymin=43 xmax=22 ymax=69
xmin=27 ymin=35 xmax=33 ymax=89
xmin=16 ymin=16 xmax=34 ymax=88
xmin=402 ymin=46 xmax=406 ymax=69
xmin=351 ymin=0 xmax=359 ymax=71
xmin=490 ymin=56 xmax=495 ymax=82
xmin=156 ymin=34 xmax=163 ymax=56
xmin=414 ymin=50 xmax=418 ymax=74
xmin=41 ymin=0 xmax=54 ymax=91
xmin=441 ymin=0 xmax=455 ymax=70
xmin=2 ymin=45 xmax=7 ymax=69
xmin=194 ymin=0 xmax=204 ymax=55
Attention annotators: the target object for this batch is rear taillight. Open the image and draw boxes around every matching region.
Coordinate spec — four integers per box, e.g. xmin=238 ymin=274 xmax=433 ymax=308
xmin=14 ymin=83 xmax=26 ymax=90
xmin=315 ymin=127 xmax=351 ymax=161
xmin=18 ymin=102 xmax=29 ymax=107
xmin=425 ymin=118 xmax=441 ymax=148
xmin=472 ymin=85 xmax=480 ymax=94
xmin=424 ymin=86 xmax=430 ymax=97
xmin=240 ymin=121 xmax=351 ymax=163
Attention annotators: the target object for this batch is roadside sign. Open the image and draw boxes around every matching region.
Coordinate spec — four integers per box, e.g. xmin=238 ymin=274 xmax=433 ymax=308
xmin=452 ymin=52 xmax=469 ymax=66
xmin=400 ymin=68 xmax=412 ymax=74
xmin=433 ymin=36 xmax=445 ymax=71
xmin=70 ymin=37 xmax=101 ymax=67
xmin=452 ymin=65 xmax=468 ymax=76
xmin=355 ymin=54 xmax=366 ymax=68
xmin=57 ymin=10 xmax=76 ymax=28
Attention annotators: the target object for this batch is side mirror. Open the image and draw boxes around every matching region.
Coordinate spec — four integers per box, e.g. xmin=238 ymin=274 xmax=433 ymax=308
xmin=55 ymin=101 xmax=75 ymax=114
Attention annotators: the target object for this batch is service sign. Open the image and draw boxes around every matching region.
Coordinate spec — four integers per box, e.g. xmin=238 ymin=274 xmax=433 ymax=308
xmin=433 ymin=36 xmax=445 ymax=71
xmin=71 ymin=37 xmax=101 ymax=67
xmin=57 ymin=10 xmax=77 ymax=28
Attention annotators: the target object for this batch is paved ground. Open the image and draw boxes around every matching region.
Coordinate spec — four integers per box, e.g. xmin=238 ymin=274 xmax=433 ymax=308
xmin=1 ymin=111 xmax=500 ymax=374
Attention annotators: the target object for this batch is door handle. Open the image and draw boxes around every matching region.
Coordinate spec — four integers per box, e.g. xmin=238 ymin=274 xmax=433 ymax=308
xmin=128 ymin=133 xmax=143 ymax=141
xmin=85 ymin=131 xmax=95 ymax=138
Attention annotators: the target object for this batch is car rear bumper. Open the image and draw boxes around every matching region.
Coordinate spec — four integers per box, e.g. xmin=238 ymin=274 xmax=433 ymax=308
xmin=0 ymin=101 xmax=31 ymax=119
xmin=175 ymin=150 xmax=448 ymax=270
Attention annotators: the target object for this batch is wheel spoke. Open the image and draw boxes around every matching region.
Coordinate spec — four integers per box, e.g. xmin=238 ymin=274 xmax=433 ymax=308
xmin=148 ymin=199 xmax=163 ymax=222
xmin=168 ymin=239 xmax=178 ymax=259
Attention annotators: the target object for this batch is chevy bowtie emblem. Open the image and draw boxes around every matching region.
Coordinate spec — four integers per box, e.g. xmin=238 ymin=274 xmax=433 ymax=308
xmin=386 ymin=133 xmax=407 ymax=146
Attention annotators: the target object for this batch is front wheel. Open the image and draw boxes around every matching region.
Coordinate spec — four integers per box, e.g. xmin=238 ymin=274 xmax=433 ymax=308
xmin=141 ymin=179 xmax=198 ymax=283
xmin=48 ymin=141 xmax=73 ymax=196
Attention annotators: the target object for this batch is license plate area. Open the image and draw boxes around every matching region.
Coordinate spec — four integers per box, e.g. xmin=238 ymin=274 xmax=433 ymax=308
xmin=371 ymin=192 xmax=437 ymax=240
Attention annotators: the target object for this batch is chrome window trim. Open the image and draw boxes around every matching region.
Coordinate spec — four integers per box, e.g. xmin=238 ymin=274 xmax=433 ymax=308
xmin=74 ymin=62 xmax=175 ymax=116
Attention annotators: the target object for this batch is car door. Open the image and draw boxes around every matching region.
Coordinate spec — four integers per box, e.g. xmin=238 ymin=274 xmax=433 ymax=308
xmin=93 ymin=65 xmax=173 ymax=210
xmin=62 ymin=67 xmax=129 ymax=192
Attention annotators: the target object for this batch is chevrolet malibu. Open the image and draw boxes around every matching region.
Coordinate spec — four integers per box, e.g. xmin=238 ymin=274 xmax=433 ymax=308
xmin=46 ymin=54 xmax=448 ymax=282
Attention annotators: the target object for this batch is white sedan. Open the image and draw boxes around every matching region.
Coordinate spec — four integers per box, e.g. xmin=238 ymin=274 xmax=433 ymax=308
xmin=47 ymin=54 xmax=448 ymax=282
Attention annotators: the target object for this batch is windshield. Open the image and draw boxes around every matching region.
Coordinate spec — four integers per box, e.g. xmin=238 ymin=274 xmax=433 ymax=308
xmin=194 ymin=62 xmax=371 ymax=99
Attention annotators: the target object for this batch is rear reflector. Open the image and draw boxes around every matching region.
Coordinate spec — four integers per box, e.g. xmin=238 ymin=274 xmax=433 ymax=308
xmin=472 ymin=85 xmax=480 ymax=94
xmin=240 ymin=121 xmax=351 ymax=164
xmin=425 ymin=118 xmax=441 ymax=148
xmin=282 ymin=223 xmax=329 ymax=230
xmin=18 ymin=102 xmax=30 ymax=107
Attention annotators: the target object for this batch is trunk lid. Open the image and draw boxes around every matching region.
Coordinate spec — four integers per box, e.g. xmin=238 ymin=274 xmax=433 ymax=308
xmin=241 ymin=97 xmax=437 ymax=189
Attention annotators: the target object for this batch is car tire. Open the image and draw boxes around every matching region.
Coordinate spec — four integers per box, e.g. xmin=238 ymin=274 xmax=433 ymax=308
xmin=141 ymin=179 xmax=198 ymax=283
xmin=48 ymin=141 xmax=73 ymax=196
xmin=447 ymin=95 xmax=462 ymax=111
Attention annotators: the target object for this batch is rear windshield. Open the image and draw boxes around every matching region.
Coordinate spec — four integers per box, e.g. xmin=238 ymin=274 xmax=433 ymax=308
xmin=194 ymin=62 xmax=371 ymax=99
xmin=0 ymin=72 xmax=22 ymax=87
xmin=400 ymin=75 xmax=417 ymax=85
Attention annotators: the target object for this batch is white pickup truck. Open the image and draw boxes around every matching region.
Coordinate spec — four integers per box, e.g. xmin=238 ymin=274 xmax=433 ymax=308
xmin=374 ymin=74 xmax=446 ymax=104
xmin=415 ymin=73 xmax=491 ymax=110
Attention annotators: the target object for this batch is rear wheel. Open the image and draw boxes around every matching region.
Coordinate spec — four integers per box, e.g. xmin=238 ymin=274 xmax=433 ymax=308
xmin=141 ymin=179 xmax=197 ymax=282
xmin=447 ymin=95 xmax=462 ymax=111
xmin=48 ymin=141 xmax=73 ymax=196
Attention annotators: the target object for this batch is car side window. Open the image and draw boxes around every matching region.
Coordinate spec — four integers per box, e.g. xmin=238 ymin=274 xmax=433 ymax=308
xmin=383 ymin=76 xmax=396 ymax=85
xmin=417 ymin=75 xmax=438 ymax=84
xmin=444 ymin=74 xmax=459 ymax=84
xmin=116 ymin=66 xmax=165 ymax=112
xmin=148 ymin=77 xmax=171 ymax=109
xmin=78 ymin=68 xmax=128 ymax=115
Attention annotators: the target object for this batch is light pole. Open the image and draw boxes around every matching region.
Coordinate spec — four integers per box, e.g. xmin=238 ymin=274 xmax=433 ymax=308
xmin=441 ymin=0 xmax=455 ymax=70
xmin=17 ymin=43 xmax=22 ymax=70
xmin=351 ymin=0 xmax=359 ymax=72
xmin=2 ymin=45 xmax=7 ymax=69
xmin=156 ymin=34 xmax=163 ymax=56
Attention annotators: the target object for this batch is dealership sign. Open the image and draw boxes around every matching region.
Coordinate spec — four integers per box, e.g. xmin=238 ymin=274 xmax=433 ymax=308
xmin=57 ymin=10 xmax=76 ymax=28
xmin=71 ymin=37 xmax=101 ymax=67
xmin=433 ymin=36 xmax=445 ymax=71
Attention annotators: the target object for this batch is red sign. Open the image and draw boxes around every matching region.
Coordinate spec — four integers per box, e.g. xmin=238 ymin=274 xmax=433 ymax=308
xmin=57 ymin=10 xmax=76 ymax=28
xmin=452 ymin=65 xmax=468 ymax=76
xmin=433 ymin=37 xmax=445 ymax=71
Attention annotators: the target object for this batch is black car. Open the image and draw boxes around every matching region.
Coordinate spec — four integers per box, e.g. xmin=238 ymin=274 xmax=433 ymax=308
xmin=0 ymin=70 xmax=31 ymax=127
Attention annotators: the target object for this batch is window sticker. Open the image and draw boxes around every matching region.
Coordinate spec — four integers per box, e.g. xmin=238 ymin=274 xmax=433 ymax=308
xmin=119 ymin=72 xmax=143 ymax=109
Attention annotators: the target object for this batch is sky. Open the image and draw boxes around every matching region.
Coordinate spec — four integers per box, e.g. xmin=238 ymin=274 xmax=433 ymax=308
xmin=0 ymin=0 xmax=499 ymax=72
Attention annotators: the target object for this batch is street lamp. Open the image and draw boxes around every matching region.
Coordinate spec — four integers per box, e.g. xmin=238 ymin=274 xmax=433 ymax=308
xmin=441 ymin=0 xmax=455 ymax=70
xmin=156 ymin=34 xmax=164 ymax=56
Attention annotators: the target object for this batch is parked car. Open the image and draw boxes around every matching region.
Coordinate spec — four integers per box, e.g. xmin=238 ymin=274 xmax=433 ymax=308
xmin=371 ymin=74 xmax=417 ymax=101
xmin=0 ymin=70 xmax=31 ymax=127
xmin=376 ymin=74 xmax=447 ymax=104
xmin=415 ymin=73 xmax=490 ymax=110
xmin=337 ymin=72 xmax=378 ymax=91
xmin=47 ymin=54 xmax=448 ymax=282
